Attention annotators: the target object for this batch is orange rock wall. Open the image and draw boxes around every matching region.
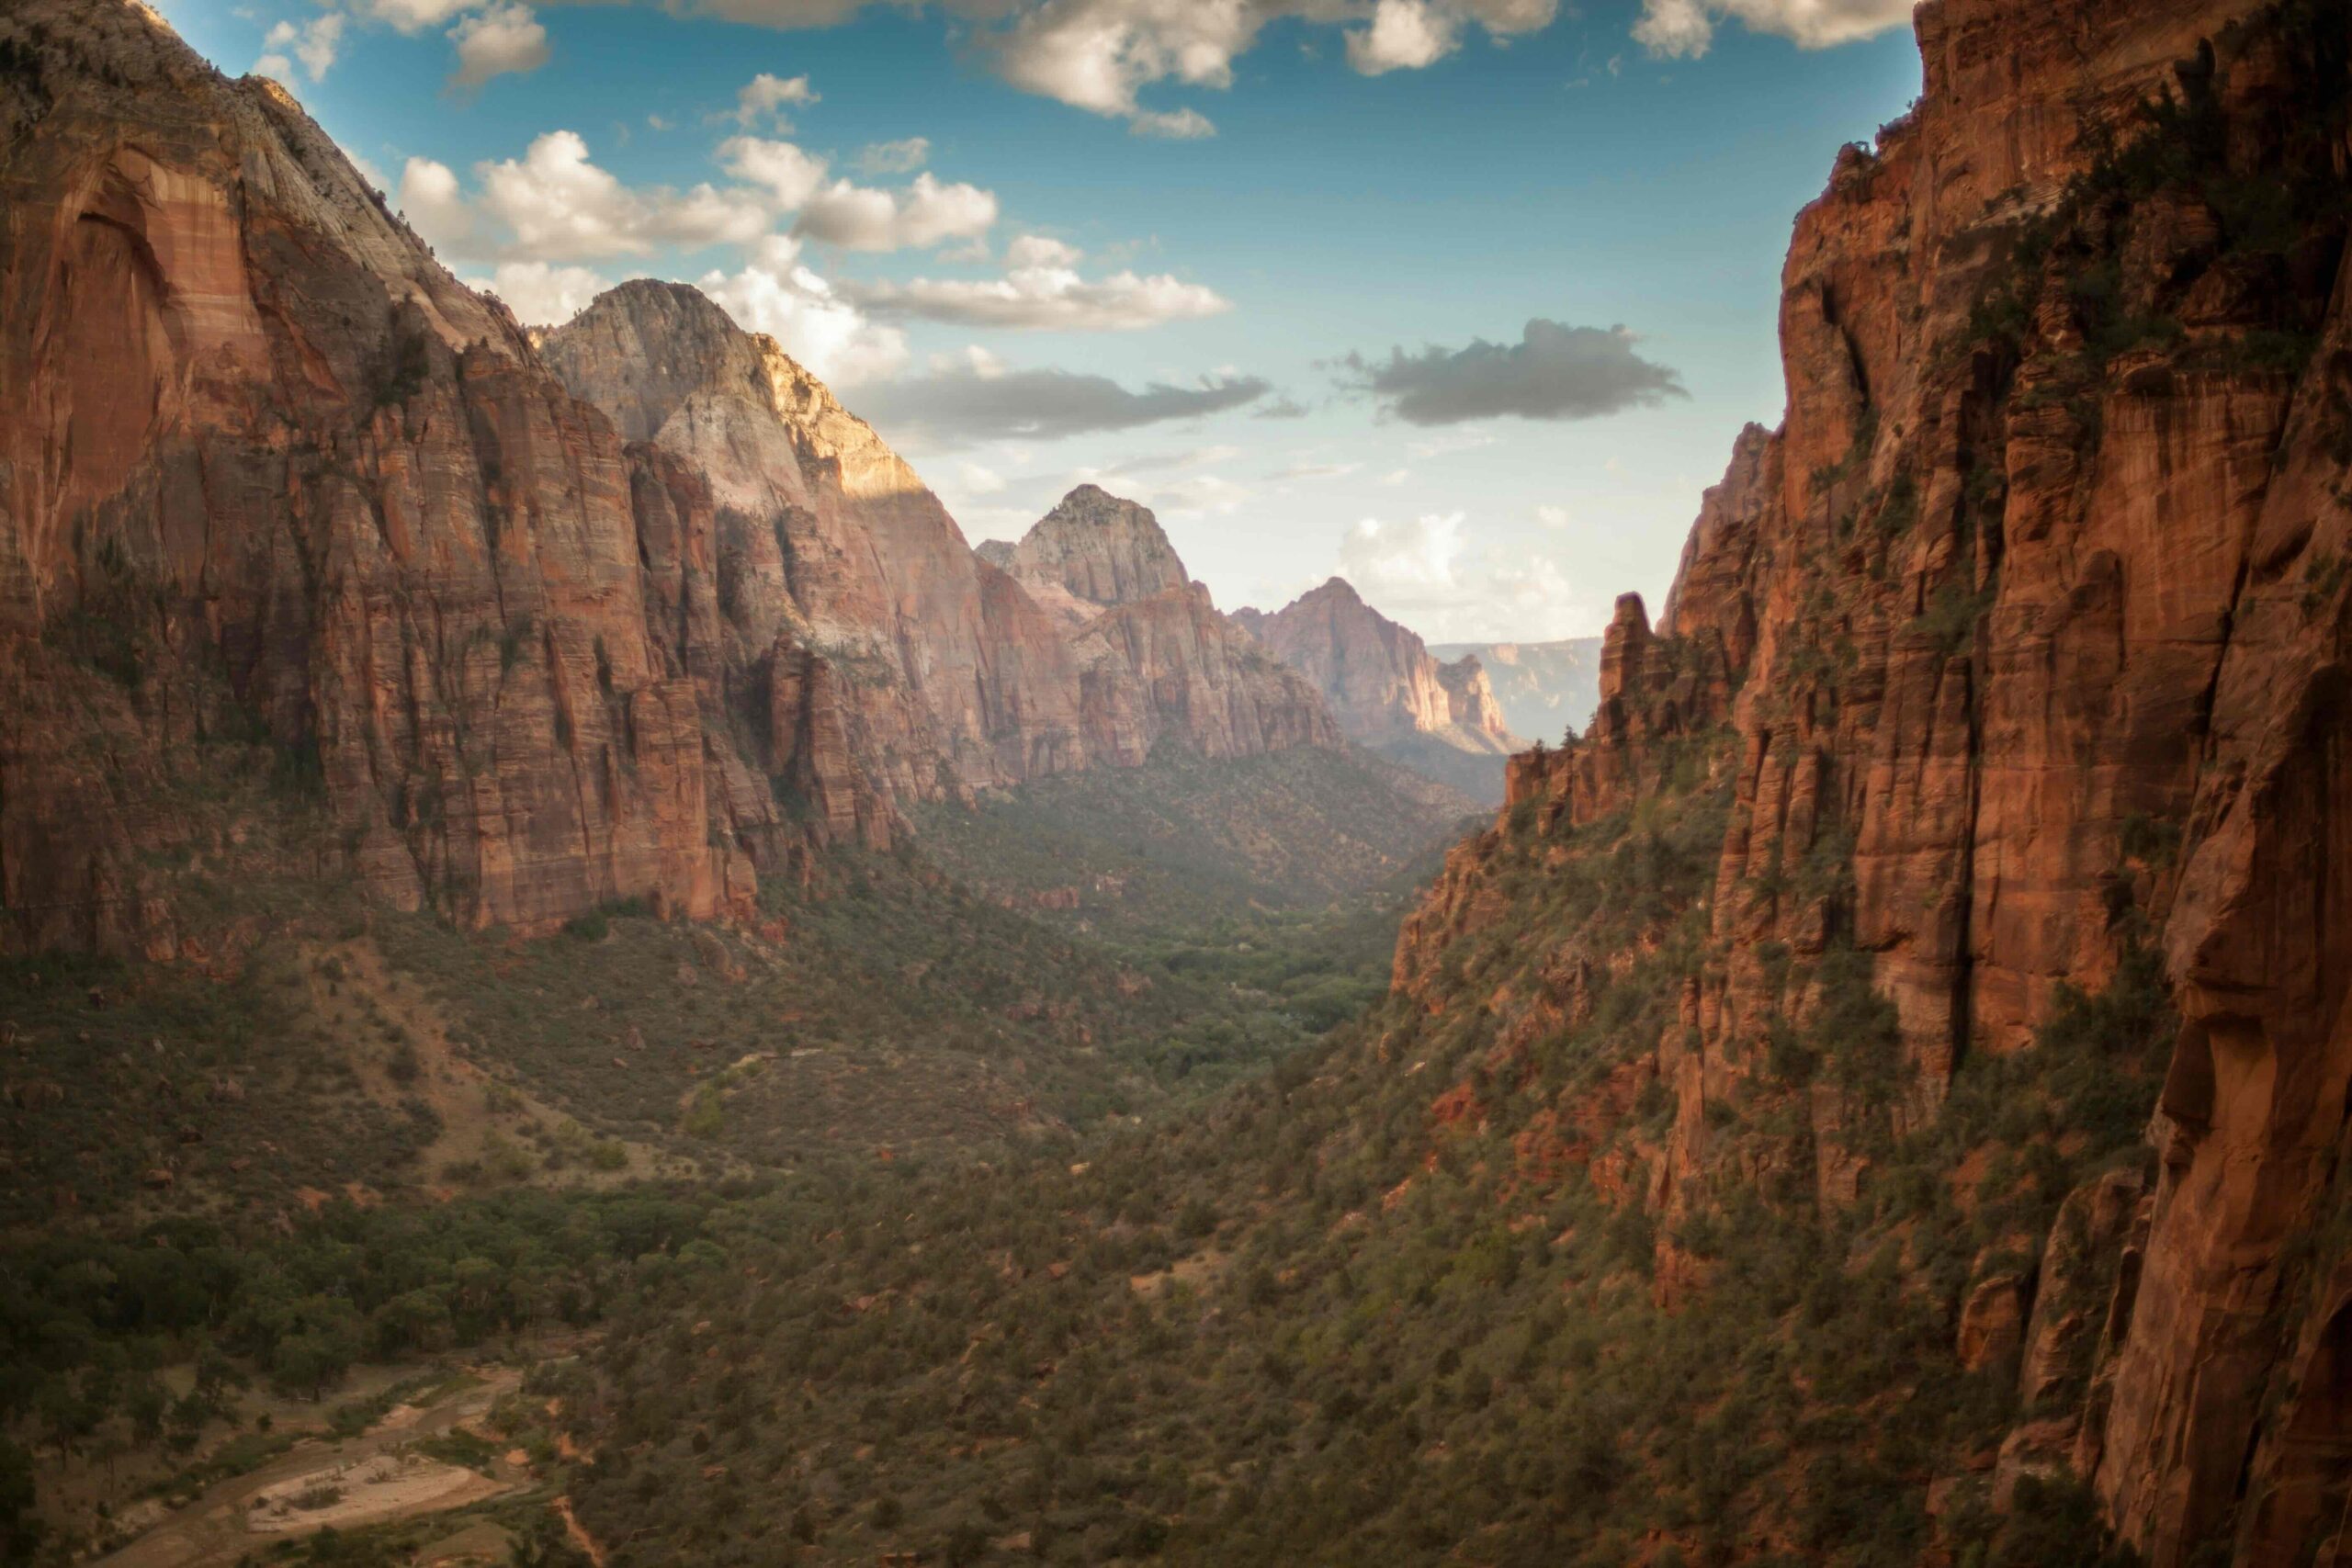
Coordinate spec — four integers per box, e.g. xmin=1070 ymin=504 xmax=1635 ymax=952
xmin=1401 ymin=1 xmax=2352 ymax=1559
xmin=0 ymin=3 xmax=1341 ymax=953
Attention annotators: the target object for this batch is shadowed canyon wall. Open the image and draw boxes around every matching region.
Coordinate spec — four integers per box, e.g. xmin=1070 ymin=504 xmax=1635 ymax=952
xmin=1397 ymin=0 xmax=2352 ymax=1559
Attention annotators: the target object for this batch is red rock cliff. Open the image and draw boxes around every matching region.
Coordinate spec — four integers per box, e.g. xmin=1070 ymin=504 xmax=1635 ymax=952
xmin=1403 ymin=0 xmax=2352 ymax=1560
xmin=0 ymin=0 xmax=771 ymax=950
xmin=1241 ymin=576 xmax=1524 ymax=756
xmin=989 ymin=489 xmax=1342 ymax=761
xmin=0 ymin=1 xmax=1340 ymax=953
xmin=536 ymin=281 xmax=1093 ymax=802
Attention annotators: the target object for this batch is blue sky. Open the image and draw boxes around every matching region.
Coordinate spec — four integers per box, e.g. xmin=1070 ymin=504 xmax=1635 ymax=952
xmin=154 ymin=0 xmax=1922 ymax=642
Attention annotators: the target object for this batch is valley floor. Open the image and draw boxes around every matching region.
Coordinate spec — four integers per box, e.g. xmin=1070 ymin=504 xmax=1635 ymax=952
xmin=95 ymin=1364 xmax=527 ymax=1568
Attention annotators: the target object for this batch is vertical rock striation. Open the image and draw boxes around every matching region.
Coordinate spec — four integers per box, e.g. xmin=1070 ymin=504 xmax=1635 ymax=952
xmin=985 ymin=490 xmax=1342 ymax=762
xmin=536 ymin=280 xmax=1093 ymax=807
xmin=1398 ymin=0 xmax=2352 ymax=1559
xmin=0 ymin=2 xmax=1340 ymax=953
xmin=1238 ymin=576 xmax=1524 ymax=797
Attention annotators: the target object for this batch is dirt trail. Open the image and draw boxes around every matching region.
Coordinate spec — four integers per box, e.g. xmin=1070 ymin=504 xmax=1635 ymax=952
xmin=553 ymin=1495 xmax=610 ymax=1567
xmin=96 ymin=1369 xmax=526 ymax=1568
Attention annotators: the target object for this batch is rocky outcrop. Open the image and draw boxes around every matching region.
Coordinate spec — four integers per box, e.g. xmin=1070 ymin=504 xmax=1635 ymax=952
xmin=0 ymin=0 xmax=763 ymax=951
xmin=1399 ymin=0 xmax=2352 ymax=1561
xmin=1238 ymin=577 xmax=1523 ymax=798
xmin=1430 ymin=636 xmax=1604 ymax=747
xmin=989 ymin=491 xmax=1341 ymax=762
xmin=988 ymin=484 xmax=1191 ymax=629
xmin=537 ymin=281 xmax=1093 ymax=805
xmin=1434 ymin=654 xmax=1510 ymax=739
xmin=0 ymin=1 xmax=1337 ymax=953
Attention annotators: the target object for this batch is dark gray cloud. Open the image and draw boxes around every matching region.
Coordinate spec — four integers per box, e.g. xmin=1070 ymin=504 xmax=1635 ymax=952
xmin=856 ymin=367 xmax=1271 ymax=446
xmin=1336 ymin=319 xmax=1686 ymax=426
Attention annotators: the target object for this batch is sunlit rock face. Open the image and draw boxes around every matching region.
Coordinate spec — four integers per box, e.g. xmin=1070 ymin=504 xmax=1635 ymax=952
xmin=537 ymin=279 xmax=1092 ymax=813
xmin=991 ymin=484 xmax=1193 ymax=626
xmin=0 ymin=2 xmax=1338 ymax=953
xmin=1238 ymin=578 xmax=1519 ymax=753
xmin=1396 ymin=0 xmax=2352 ymax=1560
xmin=1232 ymin=578 xmax=1522 ymax=801
xmin=0 ymin=0 xmax=756 ymax=949
xmin=983 ymin=489 xmax=1343 ymax=763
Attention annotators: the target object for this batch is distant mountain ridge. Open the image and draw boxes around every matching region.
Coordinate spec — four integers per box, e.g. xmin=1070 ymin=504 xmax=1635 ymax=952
xmin=1429 ymin=636 xmax=1604 ymax=746
xmin=1234 ymin=578 xmax=1522 ymax=800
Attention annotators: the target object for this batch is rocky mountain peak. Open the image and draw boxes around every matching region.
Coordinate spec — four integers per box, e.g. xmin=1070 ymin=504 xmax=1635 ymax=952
xmin=530 ymin=280 xmax=756 ymax=443
xmin=1002 ymin=486 xmax=1193 ymax=611
xmin=1301 ymin=576 xmax=1363 ymax=605
xmin=1238 ymin=573 xmax=1521 ymax=798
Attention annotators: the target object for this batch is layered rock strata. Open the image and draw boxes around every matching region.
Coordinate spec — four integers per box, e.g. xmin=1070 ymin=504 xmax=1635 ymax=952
xmin=0 ymin=2 xmax=1338 ymax=951
xmin=1398 ymin=0 xmax=2352 ymax=1560
xmin=984 ymin=490 xmax=1341 ymax=762
xmin=1237 ymin=577 xmax=1522 ymax=796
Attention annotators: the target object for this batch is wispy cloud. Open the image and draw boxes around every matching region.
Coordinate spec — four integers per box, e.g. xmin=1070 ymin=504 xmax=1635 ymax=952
xmin=855 ymin=361 xmax=1271 ymax=446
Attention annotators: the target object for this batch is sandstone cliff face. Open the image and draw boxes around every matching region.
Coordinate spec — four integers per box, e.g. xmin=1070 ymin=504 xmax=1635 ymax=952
xmin=1430 ymin=635 xmax=1607 ymax=746
xmin=1434 ymin=651 xmax=1514 ymax=741
xmin=989 ymin=491 xmax=1341 ymax=761
xmin=992 ymin=484 xmax=1192 ymax=627
xmin=0 ymin=3 xmax=1337 ymax=953
xmin=0 ymin=0 xmax=770 ymax=951
xmin=1241 ymin=577 xmax=1519 ymax=752
xmin=537 ymin=281 xmax=1093 ymax=806
xmin=1396 ymin=1 xmax=2352 ymax=1560
xmin=1237 ymin=578 xmax=1523 ymax=802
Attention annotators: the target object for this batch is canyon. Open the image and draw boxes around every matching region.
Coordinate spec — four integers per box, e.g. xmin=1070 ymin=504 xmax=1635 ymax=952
xmin=6 ymin=0 xmax=2352 ymax=1563
xmin=0 ymin=6 xmax=1340 ymax=954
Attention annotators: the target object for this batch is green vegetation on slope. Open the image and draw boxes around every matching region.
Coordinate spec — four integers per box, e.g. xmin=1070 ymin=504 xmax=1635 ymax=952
xmin=914 ymin=745 xmax=1475 ymax=935
xmin=2 ymin=744 xmax=1468 ymax=1560
xmin=0 ymin=1183 xmax=722 ymax=1562
xmin=3 ymin=746 xmax=1462 ymax=1221
xmin=551 ymin=732 xmax=2167 ymax=1567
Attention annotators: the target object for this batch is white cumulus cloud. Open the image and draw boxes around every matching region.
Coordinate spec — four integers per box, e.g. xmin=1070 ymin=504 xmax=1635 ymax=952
xmin=418 ymin=130 xmax=771 ymax=262
xmin=734 ymin=72 xmax=820 ymax=126
xmin=1346 ymin=0 xmax=1455 ymax=74
xmin=398 ymin=156 xmax=475 ymax=245
xmin=365 ymin=0 xmax=478 ymax=35
xmin=474 ymin=261 xmax=610 ymax=324
xmin=448 ymin=2 xmax=548 ymax=89
xmin=1003 ymin=233 xmax=1082 ymax=270
xmin=719 ymin=136 xmax=832 ymax=209
xmin=255 ymin=13 xmax=343 ymax=84
xmin=1633 ymin=0 xmax=1916 ymax=58
xmin=697 ymin=235 xmax=912 ymax=385
xmin=970 ymin=0 xmax=1550 ymax=135
xmin=795 ymin=172 xmax=999 ymax=253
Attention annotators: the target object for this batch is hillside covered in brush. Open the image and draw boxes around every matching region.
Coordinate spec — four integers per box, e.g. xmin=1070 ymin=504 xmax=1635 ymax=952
xmin=551 ymin=1 xmax=2352 ymax=1563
